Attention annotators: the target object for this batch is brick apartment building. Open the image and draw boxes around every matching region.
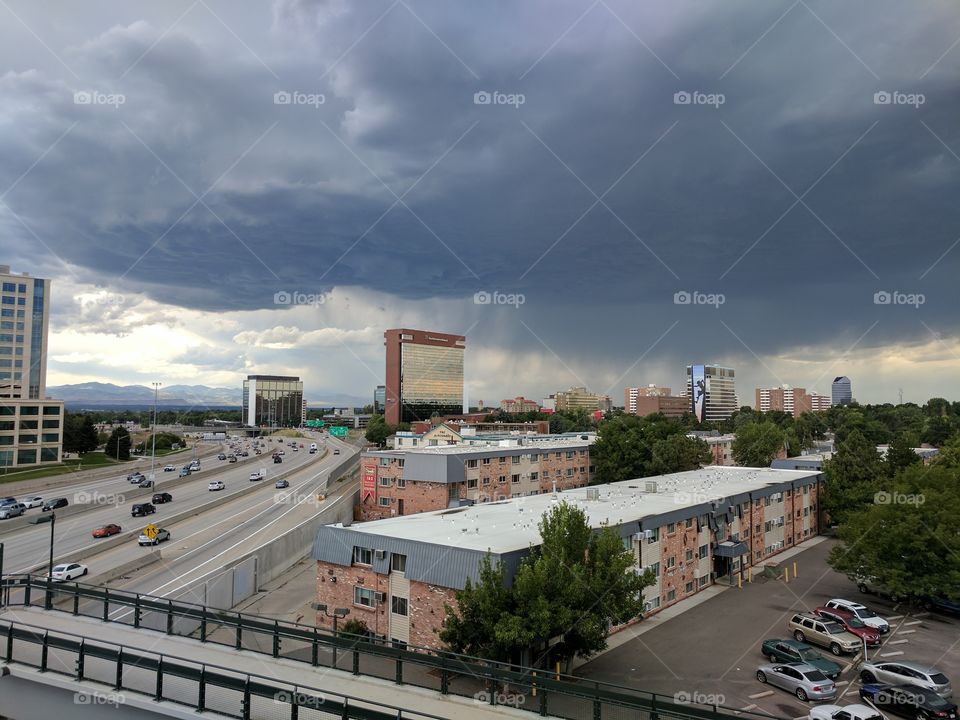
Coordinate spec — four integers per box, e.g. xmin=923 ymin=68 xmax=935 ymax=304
xmin=499 ymin=396 xmax=540 ymax=413
xmin=314 ymin=466 xmax=824 ymax=649
xmin=358 ymin=438 xmax=594 ymax=521
xmin=756 ymin=386 xmax=831 ymax=417
xmin=624 ymin=386 xmax=690 ymax=418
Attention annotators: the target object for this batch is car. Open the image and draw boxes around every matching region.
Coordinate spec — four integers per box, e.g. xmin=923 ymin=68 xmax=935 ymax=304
xmin=0 ymin=504 xmax=24 ymax=519
xmin=249 ymin=470 xmax=265 ymax=481
xmin=860 ymin=662 xmax=952 ymax=697
xmin=152 ymin=492 xmax=172 ymax=504
xmin=309 ymin=448 xmax=316 ymax=454
xmin=138 ymin=528 xmax=170 ymax=546
xmin=42 ymin=497 xmax=69 ymax=511
xmin=240 ymin=451 xmax=249 ymax=457
xmin=217 ymin=453 xmax=227 ymax=460
xmin=255 ymin=449 xmax=262 ymax=455
xmin=0 ymin=496 xmax=16 ymax=505
xmin=189 ymin=462 xmax=201 ymax=471
xmin=138 ymin=479 xmax=154 ymax=488
xmin=208 ymin=481 xmax=225 ymax=491
xmin=163 ymin=464 xmax=176 ymax=472
xmin=92 ymin=524 xmax=122 ymax=538
xmin=809 ymin=704 xmax=886 ymax=720
xmin=278 ymin=450 xmax=285 ymax=456
xmin=761 ymin=639 xmax=842 ymax=678
xmin=826 ymin=599 xmax=890 ymax=634
xmin=333 ymin=449 xmax=340 ymax=455
xmin=859 ymin=685 xmax=958 ymax=720
xmin=179 ymin=468 xmax=191 ymax=477
xmin=51 ymin=563 xmax=88 ymax=581
xmin=273 ymin=456 xmax=282 ymax=464
xmin=814 ymin=607 xmax=882 ymax=646
xmin=923 ymin=597 xmax=960 ymax=615
xmin=126 ymin=472 xmax=145 ymax=483
xmin=131 ymin=503 xmax=156 ymax=517
xmin=275 ymin=479 xmax=289 ymax=489
xmin=19 ymin=496 xmax=43 ymax=509
xmin=227 ymin=455 xmax=237 ymax=463
xmin=788 ymin=613 xmax=862 ymax=655
xmin=299 ymin=443 xmax=304 ymax=448
xmin=756 ymin=662 xmax=837 ymax=701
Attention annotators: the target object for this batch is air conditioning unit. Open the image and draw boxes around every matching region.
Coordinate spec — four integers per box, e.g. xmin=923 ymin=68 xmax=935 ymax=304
xmin=585 ymin=487 xmax=600 ymax=501
xmin=632 ymin=532 xmax=642 ymax=542
xmin=374 ymin=592 xmax=386 ymax=603
xmin=374 ymin=550 xmax=386 ymax=560
xmin=642 ymin=529 xmax=654 ymax=539
xmin=644 ymin=481 xmax=658 ymax=493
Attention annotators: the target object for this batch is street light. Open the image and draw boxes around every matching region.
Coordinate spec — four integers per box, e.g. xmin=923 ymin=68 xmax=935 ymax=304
xmin=151 ymin=382 xmax=162 ymax=481
xmin=29 ymin=513 xmax=55 ymax=609
xmin=312 ymin=603 xmax=350 ymax=666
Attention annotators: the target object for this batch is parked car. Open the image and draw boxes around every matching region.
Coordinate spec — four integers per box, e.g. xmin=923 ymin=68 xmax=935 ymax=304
xmin=859 ymin=685 xmax=958 ymax=720
xmin=825 ymin=599 xmax=890 ymax=634
xmin=0 ymin=496 xmax=16 ymax=505
xmin=152 ymin=492 xmax=173 ymax=504
xmin=179 ymin=468 xmax=191 ymax=477
xmin=138 ymin=479 xmax=154 ymax=489
xmin=275 ymin=479 xmax=289 ymax=489
xmin=922 ymin=596 xmax=960 ymax=616
xmin=809 ymin=704 xmax=886 ymax=720
xmin=756 ymin=662 xmax=837 ymax=701
xmin=163 ymin=465 xmax=176 ymax=472
xmin=131 ymin=503 xmax=156 ymax=517
xmin=92 ymin=524 xmax=122 ymax=538
xmin=51 ymin=563 xmax=88 ymax=581
xmin=788 ymin=613 xmax=861 ymax=655
xmin=19 ymin=496 xmax=43 ymax=509
xmin=42 ymin=497 xmax=69 ymax=511
xmin=814 ymin=607 xmax=881 ymax=646
xmin=138 ymin=528 xmax=170 ymax=546
xmin=208 ymin=481 xmax=225 ymax=491
xmin=0 ymin=504 xmax=24 ymax=519
xmin=761 ymin=639 xmax=842 ymax=678
xmin=860 ymin=662 xmax=952 ymax=697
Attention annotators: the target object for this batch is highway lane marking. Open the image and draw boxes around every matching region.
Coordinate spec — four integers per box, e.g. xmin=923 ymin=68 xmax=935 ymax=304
xmin=748 ymin=691 xmax=774 ymax=699
xmin=880 ymin=651 xmax=904 ymax=657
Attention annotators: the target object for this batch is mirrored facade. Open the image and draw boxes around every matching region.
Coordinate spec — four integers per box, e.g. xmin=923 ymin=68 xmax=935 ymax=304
xmin=242 ymin=375 xmax=304 ymax=427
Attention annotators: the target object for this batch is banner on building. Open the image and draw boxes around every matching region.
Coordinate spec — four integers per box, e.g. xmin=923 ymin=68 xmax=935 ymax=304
xmin=692 ymin=364 xmax=706 ymax=422
xmin=362 ymin=466 xmax=377 ymax=502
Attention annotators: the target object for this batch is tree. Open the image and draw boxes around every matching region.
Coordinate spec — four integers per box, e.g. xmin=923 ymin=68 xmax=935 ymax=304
xmin=364 ymin=415 xmax=391 ymax=447
xmin=62 ymin=414 xmax=99 ymax=454
xmin=884 ymin=434 xmax=921 ymax=478
xmin=339 ymin=618 xmax=371 ymax=638
xmin=731 ymin=422 xmax=785 ymax=467
xmin=103 ymin=426 xmax=132 ymax=460
xmin=922 ymin=416 xmax=953 ymax=447
xmin=821 ymin=430 xmax=883 ymax=526
xmin=439 ymin=554 xmax=517 ymax=661
xmin=649 ymin=434 xmax=710 ymax=475
xmin=590 ymin=415 xmax=651 ymax=483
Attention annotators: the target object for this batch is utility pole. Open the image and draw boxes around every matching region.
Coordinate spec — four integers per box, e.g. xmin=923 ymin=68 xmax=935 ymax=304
xmin=151 ymin=382 xmax=162 ymax=481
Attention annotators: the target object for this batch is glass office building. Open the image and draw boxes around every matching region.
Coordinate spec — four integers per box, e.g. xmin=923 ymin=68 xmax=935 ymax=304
xmin=831 ymin=376 xmax=852 ymax=406
xmin=384 ymin=329 xmax=465 ymax=424
xmin=242 ymin=375 xmax=305 ymax=427
xmin=686 ymin=364 xmax=738 ymax=422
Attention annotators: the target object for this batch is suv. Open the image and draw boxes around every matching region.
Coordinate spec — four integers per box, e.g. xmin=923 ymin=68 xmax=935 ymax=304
xmin=788 ymin=613 xmax=861 ymax=655
xmin=860 ymin=661 xmax=953 ymax=697
xmin=127 ymin=472 xmax=146 ymax=484
xmin=217 ymin=453 xmax=227 ymax=460
xmin=760 ymin=639 xmax=841 ymax=678
xmin=131 ymin=503 xmax=156 ymax=517
xmin=814 ymin=606 xmax=881 ymax=645
xmin=152 ymin=492 xmax=173 ymax=504
xmin=42 ymin=497 xmax=69 ymax=511
xmin=824 ymin=599 xmax=890 ymax=634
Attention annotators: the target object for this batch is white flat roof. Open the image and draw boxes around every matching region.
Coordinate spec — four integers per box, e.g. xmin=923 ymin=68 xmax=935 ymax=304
xmin=336 ymin=465 xmax=820 ymax=553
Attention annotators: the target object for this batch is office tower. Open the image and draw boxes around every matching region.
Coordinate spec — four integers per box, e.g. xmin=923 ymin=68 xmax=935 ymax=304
xmin=831 ymin=377 xmax=852 ymax=406
xmin=384 ymin=329 xmax=465 ymax=425
xmin=242 ymin=375 xmax=304 ymax=426
xmin=374 ymin=385 xmax=386 ymax=414
xmin=686 ymin=365 xmax=737 ymax=422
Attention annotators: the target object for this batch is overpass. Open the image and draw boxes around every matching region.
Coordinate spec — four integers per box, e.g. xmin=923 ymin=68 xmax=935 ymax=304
xmin=0 ymin=575 xmax=785 ymax=720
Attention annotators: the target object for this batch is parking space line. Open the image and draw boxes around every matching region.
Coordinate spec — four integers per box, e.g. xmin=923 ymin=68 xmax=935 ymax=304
xmin=740 ymin=704 xmax=757 ymax=712
xmin=886 ymin=615 xmax=904 ymax=620
xmin=880 ymin=650 xmax=905 ymax=657
xmin=904 ymin=620 xmax=923 ymax=626
xmin=898 ymin=629 xmax=917 ymax=635
xmin=835 ymin=680 xmax=850 ymax=686
xmin=887 ymin=639 xmax=909 ymax=645
xmin=749 ymin=691 xmax=774 ymax=699
xmin=913 ymin=612 xmax=929 ymax=618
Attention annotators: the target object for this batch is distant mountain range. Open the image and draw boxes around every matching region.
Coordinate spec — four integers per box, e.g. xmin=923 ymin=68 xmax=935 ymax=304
xmin=46 ymin=382 xmax=370 ymax=409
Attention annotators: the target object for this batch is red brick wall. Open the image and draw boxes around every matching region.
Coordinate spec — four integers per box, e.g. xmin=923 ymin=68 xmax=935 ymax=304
xmin=657 ymin=519 xmax=701 ymax=608
xmin=407 ymin=580 xmax=458 ymax=649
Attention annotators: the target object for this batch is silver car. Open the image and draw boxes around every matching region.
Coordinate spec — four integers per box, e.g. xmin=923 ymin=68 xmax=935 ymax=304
xmin=861 ymin=661 xmax=952 ymax=698
xmin=757 ymin=662 xmax=837 ymax=701
xmin=0 ymin=503 xmax=24 ymax=519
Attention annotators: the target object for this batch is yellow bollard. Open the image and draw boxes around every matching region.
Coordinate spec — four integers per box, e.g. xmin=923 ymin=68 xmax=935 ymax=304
xmin=532 ymin=671 xmax=537 ymax=697
xmin=555 ymin=661 xmax=560 ymax=681
xmin=793 ymin=561 xmax=798 ymax=579
xmin=748 ymin=568 xmax=753 ymax=583
xmin=784 ymin=567 xmax=789 ymax=583
xmin=737 ymin=573 xmax=742 ymax=589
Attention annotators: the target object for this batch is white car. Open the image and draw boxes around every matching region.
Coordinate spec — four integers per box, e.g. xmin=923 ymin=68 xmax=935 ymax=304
xmin=51 ymin=563 xmax=88 ymax=581
xmin=825 ymin=599 xmax=890 ymax=633
xmin=19 ymin=496 xmax=43 ymax=509
xmin=809 ymin=704 xmax=885 ymax=720
xmin=207 ymin=481 xmax=225 ymax=491
xmin=163 ymin=464 xmax=176 ymax=472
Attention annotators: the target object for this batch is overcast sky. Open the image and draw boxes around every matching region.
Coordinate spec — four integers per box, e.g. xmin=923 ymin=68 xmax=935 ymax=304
xmin=2 ymin=0 xmax=959 ymax=406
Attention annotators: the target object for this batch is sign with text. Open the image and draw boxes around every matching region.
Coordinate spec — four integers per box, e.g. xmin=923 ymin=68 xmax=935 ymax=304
xmin=362 ymin=466 xmax=377 ymax=502
xmin=329 ymin=426 xmax=348 ymax=438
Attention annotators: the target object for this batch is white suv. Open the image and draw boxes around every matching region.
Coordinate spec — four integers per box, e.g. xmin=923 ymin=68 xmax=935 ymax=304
xmin=825 ymin=599 xmax=890 ymax=634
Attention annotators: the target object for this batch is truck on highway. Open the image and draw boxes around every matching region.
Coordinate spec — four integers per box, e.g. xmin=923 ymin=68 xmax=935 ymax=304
xmin=249 ymin=468 xmax=266 ymax=481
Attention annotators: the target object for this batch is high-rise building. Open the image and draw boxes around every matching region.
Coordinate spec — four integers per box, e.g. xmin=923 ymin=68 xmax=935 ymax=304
xmin=756 ymin=386 xmax=831 ymax=417
xmin=0 ymin=265 xmax=63 ymax=468
xmin=374 ymin=385 xmax=386 ymax=414
xmin=832 ymin=377 xmax=852 ymax=406
xmin=686 ymin=365 xmax=738 ymax=422
xmin=809 ymin=394 xmax=831 ymax=412
xmin=242 ymin=375 xmax=304 ymax=427
xmin=384 ymin=329 xmax=465 ymax=425
xmin=624 ymin=386 xmax=689 ymax=418
xmin=553 ymin=387 xmax=612 ymax=414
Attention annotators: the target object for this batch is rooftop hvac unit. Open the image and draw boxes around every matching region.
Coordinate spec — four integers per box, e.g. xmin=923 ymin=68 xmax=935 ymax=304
xmin=644 ymin=481 xmax=658 ymax=493
xmin=585 ymin=487 xmax=600 ymax=501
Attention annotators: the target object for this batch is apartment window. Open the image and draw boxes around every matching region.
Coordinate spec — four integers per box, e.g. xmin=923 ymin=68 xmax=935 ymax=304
xmin=397 ymin=478 xmax=406 ymax=488
xmin=685 ymin=519 xmax=693 ymax=529
xmin=698 ymin=575 xmax=708 ymax=588
xmin=685 ymin=549 xmax=694 ymax=562
xmin=467 ymin=459 xmax=478 ymax=468
xmin=803 ymin=485 xmax=809 ymax=494
xmin=468 ymin=478 xmax=478 ymax=488
xmin=391 ymin=596 xmax=408 ymax=616
xmin=379 ymin=477 xmax=390 ymax=487
xmin=566 ymin=451 xmax=574 ymax=459
xmin=666 ymin=556 xmax=676 ymax=569
xmin=685 ymin=581 xmax=694 ymax=593
xmin=649 ymin=561 xmax=660 ymax=577
xmin=764 ymin=521 xmax=772 ymax=533
xmin=354 ymin=587 xmax=376 ymax=608
xmin=498 ymin=475 xmax=506 ymax=483
xmin=647 ymin=528 xmax=659 ymax=543
xmin=482 ymin=458 xmax=491 ymax=465
xmin=378 ymin=497 xmax=390 ymax=507
xmin=764 ymin=496 xmax=771 ymax=506
xmin=512 ymin=455 xmax=520 ymax=464
xmin=379 ymin=458 xmax=390 ymax=467
xmin=391 ymin=554 xmax=407 ymax=572
xmin=555 ymin=452 xmax=561 ymax=459
xmin=667 ymin=590 xmax=676 ymax=602
xmin=530 ymin=472 xmax=538 ymax=480
xmin=579 ymin=450 xmax=586 ymax=456
xmin=499 ymin=457 xmax=506 ymax=464
xmin=397 ymin=459 xmax=404 ymax=468
xmin=530 ymin=453 xmax=539 ymax=461
xmin=511 ymin=474 xmax=520 ymax=484
xmin=698 ymin=544 xmax=708 ymax=559
xmin=0 ymin=284 xmax=11 ymax=292
xmin=755 ymin=524 xmax=761 ymax=535
xmin=482 ymin=477 xmax=490 ymax=485
xmin=645 ymin=596 xmax=661 ymax=611
xmin=667 ymin=522 xmax=675 ymax=534
xmin=353 ymin=547 xmax=372 ymax=565
xmin=565 ymin=468 xmax=573 ymax=477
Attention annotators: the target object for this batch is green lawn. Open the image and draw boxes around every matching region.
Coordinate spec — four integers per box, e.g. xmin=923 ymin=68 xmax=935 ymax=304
xmin=0 ymin=452 xmax=127 ymax=483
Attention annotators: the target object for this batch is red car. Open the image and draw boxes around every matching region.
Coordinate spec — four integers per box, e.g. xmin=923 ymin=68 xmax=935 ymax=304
xmin=92 ymin=524 xmax=122 ymax=538
xmin=814 ymin=606 xmax=881 ymax=645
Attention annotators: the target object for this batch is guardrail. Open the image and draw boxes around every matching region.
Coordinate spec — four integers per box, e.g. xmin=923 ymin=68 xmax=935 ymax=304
xmin=0 ymin=617 xmax=447 ymax=720
xmin=0 ymin=575 xmax=785 ymax=720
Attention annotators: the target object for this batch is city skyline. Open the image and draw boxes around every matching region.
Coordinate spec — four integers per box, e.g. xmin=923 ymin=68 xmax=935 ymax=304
xmin=2 ymin=3 xmax=959 ymax=407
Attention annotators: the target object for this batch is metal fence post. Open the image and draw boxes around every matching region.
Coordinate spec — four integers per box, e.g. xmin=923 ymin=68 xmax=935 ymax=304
xmin=76 ymin=640 xmax=85 ymax=681
xmin=40 ymin=631 xmax=48 ymax=672
xmin=235 ymin=614 xmax=243 ymax=650
xmin=72 ymin=590 xmax=79 ymax=616
xmin=103 ymin=589 xmax=110 ymax=622
xmin=198 ymin=666 xmax=206 ymax=713
xmin=273 ymin=620 xmax=280 ymax=658
xmin=134 ymin=594 xmax=141 ymax=628
xmin=440 ymin=662 xmax=448 ymax=695
xmin=5 ymin=623 xmax=13 ymax=662
xmin=396 ymin=655 xmax=402 ymax=685
xmin=311 ymin=627 xmax=318 ymax=667
xmin=155 ymin=656 xmax=163 ymax=702
xmin=242 ymin=676 xmax=251 ymax=720
xmin=166 ymin=600 xmax=174 ymax=635
xmin=352 ymin=648 xmax=359 ymax=675
xmin=115 ymin=648 xmax=123 ymax=690
xmin=23 ymin=576 xmax=30 ymax=607
xmin=200 ymin=607 xmax=207 ymax=643
xmin=539 ymin=688 xmax=548 ymax=717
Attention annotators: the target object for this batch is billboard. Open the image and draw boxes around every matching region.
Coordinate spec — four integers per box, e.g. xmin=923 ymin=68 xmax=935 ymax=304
xmin=691 ymin=364 xmax=706 ymax=423
xmin=362 ymin=465 xmax=377 ymax=502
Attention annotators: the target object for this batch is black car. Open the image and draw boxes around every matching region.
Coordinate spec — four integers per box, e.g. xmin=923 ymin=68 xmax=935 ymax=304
xmin=131 ymin=502 xmax=156 ymax=517
xmin=273 ymin=455 xmax=282 ymax=463
xmin=42 ymin=497 xmax=69 ymax=511
xmin=152 ymin=492 xmax=172 ymax=504
xmin=217 ymin=453 xmax=227 ymax=460
xmin=859 ymin=684 xmax=958 ymax=720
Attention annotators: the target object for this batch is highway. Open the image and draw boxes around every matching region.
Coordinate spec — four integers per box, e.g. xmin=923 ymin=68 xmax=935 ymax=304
xmin=1 ymin=435 xmax=329 ymax=575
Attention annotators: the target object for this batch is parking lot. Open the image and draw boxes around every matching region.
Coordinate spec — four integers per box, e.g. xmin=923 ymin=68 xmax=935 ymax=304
xmin=576 ymin=538 xmax=960 ymax=719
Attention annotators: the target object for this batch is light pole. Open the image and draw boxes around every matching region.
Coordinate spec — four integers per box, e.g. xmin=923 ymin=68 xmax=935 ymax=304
xmin=151 ymin=382 xmax=162 ymax=482
xmin=312 ymin=603 xmax=349 ymax=666
xmin=29 ymin=513 xmax=55 ymax=609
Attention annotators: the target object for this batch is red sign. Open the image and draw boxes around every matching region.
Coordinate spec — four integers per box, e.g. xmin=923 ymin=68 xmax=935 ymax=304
xmin=362 ymin=466 xmax=377 ymax=502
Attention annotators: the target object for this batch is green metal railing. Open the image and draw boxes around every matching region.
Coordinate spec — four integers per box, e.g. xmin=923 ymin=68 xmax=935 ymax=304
xmin=1 ymin=574 xmax=786 ymax=720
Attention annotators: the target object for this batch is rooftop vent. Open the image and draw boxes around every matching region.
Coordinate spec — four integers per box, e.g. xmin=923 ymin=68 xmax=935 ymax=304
xmin=644 ymin=481 xmax=658 ymax=493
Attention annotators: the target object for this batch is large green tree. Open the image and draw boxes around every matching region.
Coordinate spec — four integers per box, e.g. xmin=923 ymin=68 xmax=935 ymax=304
xmin=883 ymin=434 xmax=922 ymax=478
xmin=103 ymin=426 xmax=132 ymax=460
xmin=439 ymin=555 xmax=516 ymax=661
xmin=62 ymin=414 xmax=99 ymax=454
xmin=731 ymin=422 xmax=785 ymax=467
xmin=649 ymin=434 xmax=710 ymax=475
xmin=821 ymin=429 xmax=883 ymax=526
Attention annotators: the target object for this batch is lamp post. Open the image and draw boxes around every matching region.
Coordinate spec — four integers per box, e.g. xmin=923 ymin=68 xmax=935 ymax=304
xmin=29 ymin=513 xmax=55 ymax=609
xmin=151 ymin=382 xmax=161 ymax=482
xmin=312 ymin=603 xmax=349 ymax=666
